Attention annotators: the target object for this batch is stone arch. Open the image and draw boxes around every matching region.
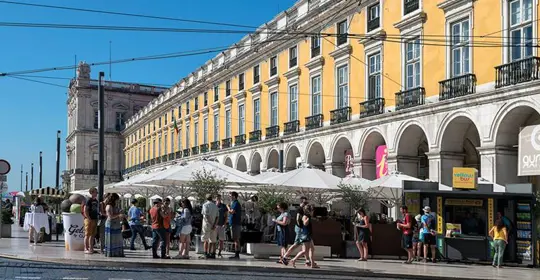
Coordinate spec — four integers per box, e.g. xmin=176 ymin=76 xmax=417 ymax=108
xmin=396 ymin=123 xmax=430 ymax=179
xmin=266 ymin=149 xmax=279 ymax=170
xmin=249 ymin=151 xmax=263 ymax=175
xmin=236 ymin=154 xmax=247 ymax=172
xmin=330 ymin=135 xmax=354 ymax=178
xmin=285 ymin=145 xmax=301 ymax=171
xmin=439 ymin=115 xmax=481 ymax=186
xmin=359 ymin=129 xmax=387 ymax=180
xmin=306 ymin=141 xmax=325 ymax=170
xmin=435 ymin=110 xmax=482 ymax=150
xmin=224 ymin=157 xmax=233 ymax=168
xmin=493 ymin=104 xmax=540 ymax=185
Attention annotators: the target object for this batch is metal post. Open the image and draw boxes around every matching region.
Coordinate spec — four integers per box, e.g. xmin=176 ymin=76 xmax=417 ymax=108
xmin=56 ymin=130 xmax=61 ymax=189
xmin=20 ymin=164 xmax=23 ymax=192
xmin=25 ymin=172 xmax=28 ymax=192
xmin=39 ymin=151 xmax=43 ymax=189
xmin=30 ymin=163 xmax=34 ymax=190
xmin=279 ymin=139 xmax=284 ymax=173
xmin=97 ymin=72 xmax=105 ymax=204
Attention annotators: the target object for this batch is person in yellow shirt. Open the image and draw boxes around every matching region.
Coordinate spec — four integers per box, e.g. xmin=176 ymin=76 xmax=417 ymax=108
xmin=489 ymin=219 xmax=508 ymax=268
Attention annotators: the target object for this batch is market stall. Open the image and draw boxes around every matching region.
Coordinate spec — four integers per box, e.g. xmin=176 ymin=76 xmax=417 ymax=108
xmin=402 ymin=171 xmax=536 ymax=266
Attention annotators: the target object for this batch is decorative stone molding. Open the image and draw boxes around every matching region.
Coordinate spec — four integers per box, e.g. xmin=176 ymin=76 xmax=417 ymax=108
xmin=249 ymin=84 xmax=263 ymax=99
xmin=437 ymin=0 xmax=475 ymax=14
xmin=210 ymin=101 xmax=221 ymax=111
xmin=264 ymin=76 xmax=281 ymax=88
xmin=394 ymin=11 xmax=427 ymax=32
xmin=221 ymin=94 xmax=233 ymax=107
xmin=359 ymin=30 xmax=387 ymax=50
xmin=305 ymin=56 xmax=325 ymax=71
xmin=234 ymin=90 xmax=247 ymax=103
xmin=283 ymin=67 xmax=301 ymax=80
xmin=200 ymin=106 xmax=209 ymax=116
xmin=329 ymin=44 xmax=352 ymax=62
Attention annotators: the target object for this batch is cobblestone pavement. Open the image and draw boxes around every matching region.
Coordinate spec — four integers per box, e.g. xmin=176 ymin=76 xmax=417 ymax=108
xmin=0 ymin=257 xmax=403 ymax=280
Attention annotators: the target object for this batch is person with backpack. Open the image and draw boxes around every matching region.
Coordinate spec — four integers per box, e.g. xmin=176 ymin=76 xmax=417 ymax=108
xmin=421 ymin=206 xmax=437 ymax=263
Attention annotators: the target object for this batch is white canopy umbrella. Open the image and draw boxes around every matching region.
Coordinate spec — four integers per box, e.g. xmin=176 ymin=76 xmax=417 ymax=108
xmin=15 ymin=191 xmax=25 ymax=197
xmin=142 ymin=159 xmax=260 ymax=186
xmin=140 ymin=163 xmax=187 ymax=186
xmin=340 ymin=176 xmax=371 ymax=188
xmin=262 ymin=167 xmax=341 ymax=190
xmin=150 ymin=194 xmax=162 ymax=200
xmin=252 ymin=171 xmax=283 ymax=182
xmin=70 ymin=189 xmax=91 ymax=197
xmin=367 ymin=171 xmax=423 ymax=207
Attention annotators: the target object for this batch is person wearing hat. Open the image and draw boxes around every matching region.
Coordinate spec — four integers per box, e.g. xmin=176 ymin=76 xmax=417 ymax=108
xmin=420 ymin=206 xmax=437 ymax=263
xmin=127 ymin=198 xmax=151 ymax=251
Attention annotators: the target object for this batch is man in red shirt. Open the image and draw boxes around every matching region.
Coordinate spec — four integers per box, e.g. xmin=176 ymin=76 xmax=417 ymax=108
xmin=397 ymin=205 xmax=414 ymax=264
xmin=149 ymin=198 xmax=169 ymax=259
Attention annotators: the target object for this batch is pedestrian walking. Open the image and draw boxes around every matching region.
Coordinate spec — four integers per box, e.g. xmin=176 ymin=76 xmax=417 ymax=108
xmin=228 ymin=191 xmax=242 ymax=259
xmin=173 ymin=198 xmax=193 ymax=259
xmin=273 ymin=202 xmax=290 ymax=264
xmin=149 ymin=198 xmax=169 ymax=259
xmin=397 ymin=205 xmax=414 ymax=264
xmin=127 ymin=199 xmax=151 ymax=251
xmin=289 ymin=204 xmax=318 ymax=269
xmin=490 ymin=219 xmax=508 ymax=268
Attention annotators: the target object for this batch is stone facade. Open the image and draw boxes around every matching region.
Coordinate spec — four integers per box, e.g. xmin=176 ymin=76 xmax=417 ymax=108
xmin=65 ymin=62 xmax=167 ymax=191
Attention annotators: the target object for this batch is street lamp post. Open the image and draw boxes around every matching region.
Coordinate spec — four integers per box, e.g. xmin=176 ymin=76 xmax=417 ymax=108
xmin=30 ymin=163 xmax=34 ymax=190
xmin=39 ymin=151 xmax=43 ymax=189
xmin=55 ymin=130 xmax=61 ymax=189
xmin=97 ymin=72 xmax=105 ymax=204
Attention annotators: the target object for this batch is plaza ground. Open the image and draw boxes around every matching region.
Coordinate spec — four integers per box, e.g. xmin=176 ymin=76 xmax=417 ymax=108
xmin=0 ymin=226 xmax=539 ymax=280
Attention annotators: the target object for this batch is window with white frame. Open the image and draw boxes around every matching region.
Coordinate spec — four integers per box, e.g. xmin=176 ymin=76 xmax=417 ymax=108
xmin=289 ymin=84 xmax=298 ymax=121
xmin=238 ymin=73 xmax=245 ymax=91
xmin=270 ymin=92 xmax=278 ymax=126
xmin=270 ymin=56 xmax=278 ymax=77
xmin=186 ymin=101 xmax=190 ymax=115
xmin=203 ymin=118 xmax=208 ymax=144
xmin=337 ymin=65 xmax=349 ymax=108
xmin=253 ymin=99 xmax=260 ymax=130
xmin=214 ymin=86 xmax=219 ymax=102
xmin=311 ymin=75 xmax=321 ymax=115
xmin=225 ymin=109 xmax=231 ymax=138
xmin=226 ymin=80 xmax=231 ymax=96
xmin=368 ymin=3 xmax=381 ymax=32
xmin=115 ymin=112 xmax=125 ymax=131
xmin=238 ymin=104 xmax=245 ymax=135
xmin=405 ymin=38 xmax=421 ymax=89
xmin=450 ymin=18 xmax=470 ymax=77
xmin=194 ymin=121 xmax=199 ymax=146
xmin=509 ymin=0 xmax=533 ymax=61
xmin=213 ymin=113 xmax=219 ymax=141
xmin=186 ymin=124 xmax=190 ymax=148
xmin=368 ymin=52 xmax=382 ymax=99
xmin=311 ymin=35 xmax=321 ymax=58
xmin=337 ymin=20 xmax=348 ymax=45
xmin=289 ymin=46 xmax=298 ymax=68
xmin=253 ymin=65 xmax=260 ymax=84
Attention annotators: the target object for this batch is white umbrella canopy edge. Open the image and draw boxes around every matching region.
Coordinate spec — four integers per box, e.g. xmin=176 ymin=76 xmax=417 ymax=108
xmin=261 ymin=167 xmax=342 ymax=190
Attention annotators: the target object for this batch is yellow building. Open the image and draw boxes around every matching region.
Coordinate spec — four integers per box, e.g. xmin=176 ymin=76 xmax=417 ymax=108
xmin=123 ymin=0 xmax=540 ymax=190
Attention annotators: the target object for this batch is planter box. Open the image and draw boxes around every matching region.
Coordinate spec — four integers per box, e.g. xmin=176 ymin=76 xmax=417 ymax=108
xmin=1 ymin=224 xmax=12 ymax=238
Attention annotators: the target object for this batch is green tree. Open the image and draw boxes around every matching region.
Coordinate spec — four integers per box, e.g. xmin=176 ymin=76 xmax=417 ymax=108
xmin=187 ymin=168 xmax=227 ymax=204
xmin=256 ymin=186 xmax=293 ymax=215
xmin=337 ymin=183 xmax=372 ymax=216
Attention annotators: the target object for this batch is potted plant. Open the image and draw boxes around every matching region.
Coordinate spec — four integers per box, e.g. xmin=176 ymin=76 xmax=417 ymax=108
xmin=1 ymin=210 xmax=14 ymax=238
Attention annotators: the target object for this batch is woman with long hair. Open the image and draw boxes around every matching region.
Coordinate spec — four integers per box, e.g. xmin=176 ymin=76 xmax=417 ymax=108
xmin=489 ymin=219 xmax=508 ymax=268
xmin=98 ymin=193 xmax=111 ymax=253
xmin=104 ymin=193 xmax=124 ymax=257
xmin=273 ymin=202 xmax=290 ymax=263
xmin=173 ymin=198 xmax=193 ymax=259
xmin=290 ymin=204 xmax=319 ymax=269
xmin=354 ymin=208 xmax=370 ymax=261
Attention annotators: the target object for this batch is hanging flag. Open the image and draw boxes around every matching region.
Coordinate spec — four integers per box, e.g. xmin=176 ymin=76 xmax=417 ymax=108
xmin=173 ymin=118 xmax=179 ymax=134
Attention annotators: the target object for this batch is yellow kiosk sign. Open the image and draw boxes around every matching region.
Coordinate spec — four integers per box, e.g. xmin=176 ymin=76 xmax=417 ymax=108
xmin=452 ymin=167 xmax=478 ymax=189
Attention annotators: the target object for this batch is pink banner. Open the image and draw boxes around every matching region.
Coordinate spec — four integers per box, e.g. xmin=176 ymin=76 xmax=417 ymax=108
xmin=375 ymin=145 xmax=388 ymax=179
xmin=344 ymin=149 xmax=354 ymax=176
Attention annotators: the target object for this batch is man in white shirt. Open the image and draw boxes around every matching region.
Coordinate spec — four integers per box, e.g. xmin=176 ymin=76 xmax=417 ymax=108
xmin=201 ymin=194 xmax=219 ymax=259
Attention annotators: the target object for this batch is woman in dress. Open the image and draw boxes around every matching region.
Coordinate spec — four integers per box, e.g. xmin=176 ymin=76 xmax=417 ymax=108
xmin=104 ymin=193 xmax=125 ymax=257
xmin=290 ymin=204 xmax=319 ymax=269
xmin=29 ymin=197 xmax=44 ymax=244
xmin=173 ymin=198 xmax=193 ymax=259
xmin=273 ymin=202 xmax=290 ymax=263
xmin=354 ymin=208 xmax=370 ymax=261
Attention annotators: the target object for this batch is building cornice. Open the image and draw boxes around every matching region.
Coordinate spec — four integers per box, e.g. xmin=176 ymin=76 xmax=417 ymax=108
xmin=264 ymin=76 xmax=281 ymax=88
xmin=283 ymin=67 xmax=302 ymax=80
xmin=305 ymin=56 xmax=325 ymax=71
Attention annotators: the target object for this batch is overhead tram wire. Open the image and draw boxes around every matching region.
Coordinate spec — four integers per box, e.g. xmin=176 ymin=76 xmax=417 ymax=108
xmin=0 ymin=0 xmax=259 ymax=29
xmin=8 ymin=75 xmax=66 ymax=88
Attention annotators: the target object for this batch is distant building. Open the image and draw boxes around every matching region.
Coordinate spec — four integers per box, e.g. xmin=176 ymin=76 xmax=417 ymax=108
xmin=65 ymin=62 xmax=167 ymax=191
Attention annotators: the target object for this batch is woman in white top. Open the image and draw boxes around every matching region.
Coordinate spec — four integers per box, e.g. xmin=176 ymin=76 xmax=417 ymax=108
xmin=29 ymin=197 xmax=45 ymax=244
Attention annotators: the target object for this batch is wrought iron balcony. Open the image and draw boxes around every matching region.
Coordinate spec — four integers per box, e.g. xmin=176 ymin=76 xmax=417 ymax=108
xmin=305 ymin=114 xmax=324 ymax=130
xmin=266 ymin=125 xmax=280 ymax=139
xmin=404 ymin=0 xmax=419 ymax=15
xmin=367 ymin=17 xmax=380 ymax=32
xmin=439 ymin=73 xmax=477 ymax=101
xmin=200 ymin=143 xmax=209 ymax=153
xmin=183 ymin=148 xmax=190 ymax=157
xmin=495 ymin=57 xmax=540 ymax=88
xmin=175 ymin=151 xmax=181 ymax=159
xmin=235 ymin=134 xmax=246 ymax=146
xmin=211 ymin=141 xmax=220 ymax=151
xmin=330 ymin=107 xmax=352 ymax=125
xmin=161 ymin=155 xmax=167 ymax=162
xmin=249 ymin=130 xmax=262 ymax=142
xmin=284 ymin=120 xmax=300 ymax=135
xmin=222 ymin=138 xmax=232 ymax=149
xmin=191 ymin=146 xmax=199 ymax=155
xmin=359 ymin=98 xmax=385 ymax=118
xmin=395 ymin=87 xmax=425 ymax=110
xmin=168 ymin=153 xmax=175 ymax=161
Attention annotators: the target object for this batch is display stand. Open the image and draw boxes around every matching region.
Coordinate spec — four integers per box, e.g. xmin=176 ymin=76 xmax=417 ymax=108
xmin=516 ymin=201 xmax=533 ymax=264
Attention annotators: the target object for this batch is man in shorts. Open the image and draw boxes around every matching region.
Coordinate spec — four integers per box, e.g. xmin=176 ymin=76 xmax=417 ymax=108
xmin=215 ymin=194 xmax=228 ymax=257
xmin=228 ymin=191 xmax=242 ymax=259
xmin=421 ymin=206 xmax=437 ymax=263
xmin=201 ymin=194 xmax=218 ymax=259
xmin=397 ymin=205 xmax=414 ymax=264
xmin=83 ymin=187 xmax=99 ymax=254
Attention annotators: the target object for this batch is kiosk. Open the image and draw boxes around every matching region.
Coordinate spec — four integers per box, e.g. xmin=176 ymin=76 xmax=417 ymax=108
xmin=403 ymin=169 xmax=536 ymax=267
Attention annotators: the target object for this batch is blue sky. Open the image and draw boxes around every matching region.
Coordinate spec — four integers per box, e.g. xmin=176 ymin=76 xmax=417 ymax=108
xmin=0 ymin=0 xmax=296 ymax=192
